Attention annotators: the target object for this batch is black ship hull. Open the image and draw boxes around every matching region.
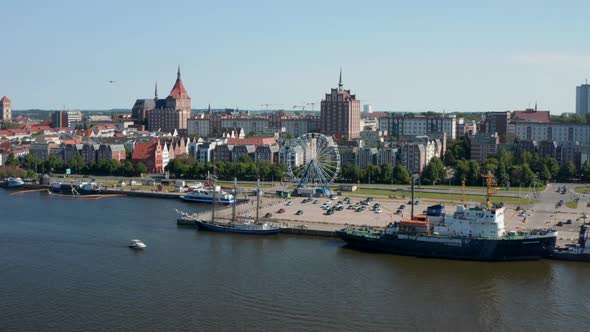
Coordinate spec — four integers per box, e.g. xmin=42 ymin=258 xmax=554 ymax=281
xmin=338 ymin=232 xmax=557 ymax=261
xmin=548 ymin=251 xmax=590 ymax=262
xmin=50 ymin=184 xmax=102 ymax=196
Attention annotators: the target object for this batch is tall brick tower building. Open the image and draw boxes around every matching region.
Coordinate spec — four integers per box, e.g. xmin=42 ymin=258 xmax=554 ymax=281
xmin=1 ymin=96 xmax=12 ymax=122
xmin=320 ymin=69 xmax=361 ymax=140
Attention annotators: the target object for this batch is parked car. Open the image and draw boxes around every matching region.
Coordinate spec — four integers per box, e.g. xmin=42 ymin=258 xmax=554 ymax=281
xmin=556 ymin=221 xmax=564 ymax=226
xmin=400 ymin=205 xmax=406 ymax=209
xmin=277 ymin=208 xmax=286 ymax=214
xmin=296 ymin=210 xmax=304 ymax=215
xmin=286 ymin=201 xmax=293 ymax=206
xmin=264 ymin=212 xmax=273 ymax=218
xmin=313 ymin=200 xmax=319 ymax=204
xmin=566 ymin=219 xmax=573 ymax=224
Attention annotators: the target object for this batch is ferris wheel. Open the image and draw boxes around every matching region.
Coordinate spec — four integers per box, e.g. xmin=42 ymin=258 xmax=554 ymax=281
xmin=287 ymin=133 xmax=341 ymax=194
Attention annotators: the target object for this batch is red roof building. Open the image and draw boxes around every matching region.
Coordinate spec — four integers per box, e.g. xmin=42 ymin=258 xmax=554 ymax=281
xmin=512 ymin=108 xmax=550 ymax=123
xmin=132 ymin=140 xmax=163 ymax=173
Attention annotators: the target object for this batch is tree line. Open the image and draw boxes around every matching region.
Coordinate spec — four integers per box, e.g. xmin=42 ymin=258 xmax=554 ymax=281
xmin=164 ymin=154 xmax=287 ymax=181
xmin=6 ymin=151 xmax=147 ymax=177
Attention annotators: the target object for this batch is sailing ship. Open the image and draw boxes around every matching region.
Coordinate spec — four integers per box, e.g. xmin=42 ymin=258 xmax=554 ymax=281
xmin=338 ymin=172 xmax=557 ymax=261
xmin=183 ymin=176 xmax=280 ymax=235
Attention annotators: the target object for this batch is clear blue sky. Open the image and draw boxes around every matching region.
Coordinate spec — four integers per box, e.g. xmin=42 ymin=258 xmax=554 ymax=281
xmin=1 ymin=0 xmax=590 ymax=113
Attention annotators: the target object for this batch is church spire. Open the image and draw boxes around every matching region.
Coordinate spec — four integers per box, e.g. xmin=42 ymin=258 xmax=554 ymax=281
xmin=177 ymin=65 xmax=181 ymax=80
xmin=338 ymin=67 xmax=343 ymax=91
xmin=154 ymin=81 xmax=158 ymax=100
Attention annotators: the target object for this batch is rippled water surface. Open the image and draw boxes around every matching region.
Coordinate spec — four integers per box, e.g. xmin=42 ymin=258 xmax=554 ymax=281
xmin=1 ymin=190 xmax=590 ymax=331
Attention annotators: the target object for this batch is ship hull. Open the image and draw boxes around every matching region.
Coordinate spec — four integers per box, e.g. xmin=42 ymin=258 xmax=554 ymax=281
xmin=181 ymin=196 xmax=235 ymax=205
xmin=548 ymin=252 xmax=590 ymax=262
xmin=195 ymin=220 xmax=280 ymax=235
xmin=338 ymin=232 xmax=556 ymax=261
xmin=49 ymin=187 xmax=102 ymax=196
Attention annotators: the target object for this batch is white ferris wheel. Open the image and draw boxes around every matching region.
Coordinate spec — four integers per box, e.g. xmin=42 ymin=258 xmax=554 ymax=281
xmin=287 ymin=133 xmax=341 ymax=194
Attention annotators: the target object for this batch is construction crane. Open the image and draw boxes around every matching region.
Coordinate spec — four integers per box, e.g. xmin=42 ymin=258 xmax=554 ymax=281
xmin=293 ymin=105 xmax=306 ymax=111
xmin=306 ymin=102 xmax=317 ymax=111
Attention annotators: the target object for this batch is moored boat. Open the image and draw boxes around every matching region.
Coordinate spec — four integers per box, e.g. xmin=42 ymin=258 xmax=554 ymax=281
xmin=338 ymin=173 xmax=558 ymax=261
xmin=549 ymin=225 xmax=590 ymax=262
xmin=180 ymin=188 xmax=235 ymax=205
xmin=0 ymin=177 xmax=25 ymax=188
xmin=49 ymin=182 xmax=102 ymax=195
xmin=194 ymin=219 xmax=281 ymax=235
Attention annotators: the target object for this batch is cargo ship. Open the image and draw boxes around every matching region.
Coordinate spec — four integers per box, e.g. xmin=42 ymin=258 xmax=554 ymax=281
xmin=550 ymin=225 xmax=590 ymax=262
xmin=338 ymin=173 xmax=557 ymax=261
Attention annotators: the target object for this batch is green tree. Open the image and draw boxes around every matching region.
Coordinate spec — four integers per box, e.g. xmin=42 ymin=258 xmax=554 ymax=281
xmin=123 ymin=160 xmax=135 ymax=177
xmin=558 ymin=161 xmax=576 ymax=180
xmin=466 ymin=160 xmax=481 ymax=186
xmin=135 ymin=162 xmax=147 ymax=176
xmin=5 ymin=153 xmax=18 ymax=166
xmin=380 ymin=163 xmax=393 ymax=184
xmin=545 ymin=157 xmax=560 ymax=179
xmin=392 ymin=164 xmax=411 ymax=184
xmin=582 ymin=161 xmax=590 ymax=183
xmin=541 ymin=165 xmax=552 ymax=183
xmin=422 ymin=157 xmax=446 ymax=185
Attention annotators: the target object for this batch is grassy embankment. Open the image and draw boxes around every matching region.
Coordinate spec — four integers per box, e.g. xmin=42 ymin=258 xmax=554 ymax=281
xmin=575 ymin=185 xmax=590 ymax=194
xmin=565 ymin=200 xmax=579 ymax=209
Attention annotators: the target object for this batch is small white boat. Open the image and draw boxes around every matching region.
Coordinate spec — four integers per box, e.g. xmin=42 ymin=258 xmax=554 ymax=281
xmin=129 ymin=239 xmax=146 ymax=249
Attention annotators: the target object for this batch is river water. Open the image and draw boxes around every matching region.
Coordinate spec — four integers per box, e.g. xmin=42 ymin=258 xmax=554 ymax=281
xmin=1 ymin=190 xmax=589 ymax=331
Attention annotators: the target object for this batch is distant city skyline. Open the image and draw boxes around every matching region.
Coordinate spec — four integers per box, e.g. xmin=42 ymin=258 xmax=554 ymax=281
xmin=2 ymin=0 xmax=590 ymax=113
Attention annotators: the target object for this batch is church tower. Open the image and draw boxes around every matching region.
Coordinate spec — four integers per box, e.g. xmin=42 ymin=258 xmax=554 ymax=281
xmin=0 ymin=96 xmax=12 ymax=122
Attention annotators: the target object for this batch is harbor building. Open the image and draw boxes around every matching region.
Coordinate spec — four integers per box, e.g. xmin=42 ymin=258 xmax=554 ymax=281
xmin=320 ymin=69 xmax=361 ymax=140
xmin=1 ymin=96 xmax=12 ymax=122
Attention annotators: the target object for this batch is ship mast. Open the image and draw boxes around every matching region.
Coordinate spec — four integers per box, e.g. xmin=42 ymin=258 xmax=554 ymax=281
xmin=210 ymin=170 xmax=217 ymax=222
xmin=255 ymin=178 xmax=261 ymax=222
xmin=410 ymin=174 xmax=417 ymax=220
xmin=232 ymin=177 xmax=237 ymax=223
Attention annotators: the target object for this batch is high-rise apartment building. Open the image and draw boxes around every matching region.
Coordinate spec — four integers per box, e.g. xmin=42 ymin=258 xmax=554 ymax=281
xmin=51 ymin=110 xmax=82 ymax=128
xmin=0 ymin=96 xmax=12 ymax=122
xmin=320 ymin=70 xmax=361 ymax=139
xmin=576 ymin=83 xmax=590 ymax=115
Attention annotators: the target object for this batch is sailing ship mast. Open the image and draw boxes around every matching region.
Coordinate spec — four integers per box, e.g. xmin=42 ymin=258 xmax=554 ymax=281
xmin=210 ymin=170 xmax=216 ymax=223
xmin=256 ymin=178 xmax=261 ymax=222
xmin=232 ymin=177 xmax=237 ymax=223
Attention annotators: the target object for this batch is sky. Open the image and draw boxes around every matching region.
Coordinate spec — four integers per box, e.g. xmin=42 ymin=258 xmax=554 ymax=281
xmin=1 ymin=0 xmax=590 ymax=114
